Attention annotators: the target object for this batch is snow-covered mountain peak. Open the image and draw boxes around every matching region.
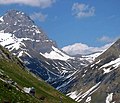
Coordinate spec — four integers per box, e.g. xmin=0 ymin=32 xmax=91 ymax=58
xmin=1 ymin=10 xmax=43 ymax=37
xmin=0 ymin=10 xmax=77 ymax=62
xmin=0 ymin=10 xmax=58 ymax=54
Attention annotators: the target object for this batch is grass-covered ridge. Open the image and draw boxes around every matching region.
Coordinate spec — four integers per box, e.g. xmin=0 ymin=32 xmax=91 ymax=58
xmin=0 ymin=45 xmax=76 ymax=103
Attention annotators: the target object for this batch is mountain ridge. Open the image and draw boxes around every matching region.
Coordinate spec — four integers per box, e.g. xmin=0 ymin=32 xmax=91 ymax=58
xmin=66 ymin=38 xmax=120 ymax=102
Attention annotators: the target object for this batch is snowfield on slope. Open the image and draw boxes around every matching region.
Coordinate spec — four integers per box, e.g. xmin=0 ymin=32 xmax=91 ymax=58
xmin=0 ymin=32 xmax=35 ymax=57
xmin=67 ymin=82 xmax=101 ymax=102
xmin=82 ymin=52 xmax=102 ymax=63
xmin=0 ymin=32 xmax=25 ymax=51
xmin=100 ymin=57 xmax=120 ymax=74
xmin=40 ymin=46 xmax=74 ymax=61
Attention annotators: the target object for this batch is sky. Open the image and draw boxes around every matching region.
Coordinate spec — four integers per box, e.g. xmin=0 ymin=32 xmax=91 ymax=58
xmin=0 ymin=0 xmax=120 ymax=54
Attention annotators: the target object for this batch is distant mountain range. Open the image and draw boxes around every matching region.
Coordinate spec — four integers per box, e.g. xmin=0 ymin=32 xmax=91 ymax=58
xmin=0 ymin=10 xmax=120 ymax=103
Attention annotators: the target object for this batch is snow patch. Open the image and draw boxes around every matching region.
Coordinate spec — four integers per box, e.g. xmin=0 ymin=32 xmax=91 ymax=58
xmin=25 ymin=52 xmax=32 ymax=58
xmin=90 ymin=60 xmax=101 ymax=68
xmin=61 ymin=70 xmax=68 ymax=74
xmin=40 ymin=46 xmax=73 ymax=61
xmin=101 ymin=58 xmax=120 ymax=68
xmin=23 ymin=87 xmax=33 ymax=94
xmin=67 ymin=91 xmax=77 ymax=99
xmin=35 ymin=29 xmax=41 ymax=34
xmin=83 ymin=52 xmax=102 ymax=63
xmin=45 ymin=61 xmax=50 ymax=65
xmin=100 ymin=57 xmax=120 ymax=74
xmin=103 ymin=68 xmax=113 ymax=74
xmin=0 ymin=32 xmax=25 ymax=51
xmin=18 ymin=51 xmax=24 ymax=57
xmin=76 ymin=82 xmax=101 ymax=102
xmin=56 ymin=76 xmax=76 ymax=90
xmin=0 ymin=16 xmax=4 ymax=22
xmin=0 ymin=32 xmax=42 ymax=52
xmin=85 ymin=96 xmax=91 ymax=103
xmin=82 ymin=74 xmax=85 ymax=77
xmin=36 ymin=40 xmax=40 ymax=42
xmin=66 ymin=70 xmax=78 ymax=79
xmin=106 ymin=93 xmax=113 ymax=103
xmin=14 ymin=22 xmax=17 ymax=25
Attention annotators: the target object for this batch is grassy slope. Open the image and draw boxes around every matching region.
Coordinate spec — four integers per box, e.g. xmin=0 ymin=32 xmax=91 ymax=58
xmin=0 ymin=80 xmax=41 ymax=103
xmin=0 ymin=46 xmax=76 ymax=103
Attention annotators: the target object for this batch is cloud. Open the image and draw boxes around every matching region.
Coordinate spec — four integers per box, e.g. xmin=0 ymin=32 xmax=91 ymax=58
xmin=0 ymin=0 xmax=56 ymax=8
xmin=30 ymin=12 xmax=47 ymax=22
xmin=62 ymin=43 xmax=112 ymax=55
xmin=98 ymin=36 xmax=119 ymax=43
xmin=72 ymin=2 xmax=95 ymax=19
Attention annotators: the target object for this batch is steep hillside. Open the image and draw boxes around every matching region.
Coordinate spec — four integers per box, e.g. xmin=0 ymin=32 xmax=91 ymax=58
xmin=0 ymin=45 xmax=76 ymax=103
xmin=67 ymin=39 xmax=120 ymax=103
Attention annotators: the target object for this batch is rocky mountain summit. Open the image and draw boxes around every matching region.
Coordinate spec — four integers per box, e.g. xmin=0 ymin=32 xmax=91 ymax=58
xmin=0 ymin=10 xmax=57 ymax=53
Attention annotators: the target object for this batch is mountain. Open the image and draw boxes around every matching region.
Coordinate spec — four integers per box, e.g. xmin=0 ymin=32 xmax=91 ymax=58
xmin=1 ymin=10 xmax=120 ymax=103
xmin=0 ymin=10 xmax=90 ymax=93
xmin=66 ymin=39 xmax=120 ymax=103
xmin=0 ymin=10 xmax=57 ymax=54
xmin=0 ymin=45 xmax=76 ymax=103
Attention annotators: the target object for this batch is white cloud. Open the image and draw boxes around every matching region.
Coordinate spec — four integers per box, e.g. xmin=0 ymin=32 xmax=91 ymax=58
xmin=72 ymin=2 xmax=95 ymax=19
xmin=0 ymin=0 xmax=56 ymax=8
xmin=62 ymin=43 xmax=112 ymax=55
xmin=30 ymin=12 xmax=47 ymax=22
xmin=98 ymin=36 xmax=119 ymax=43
